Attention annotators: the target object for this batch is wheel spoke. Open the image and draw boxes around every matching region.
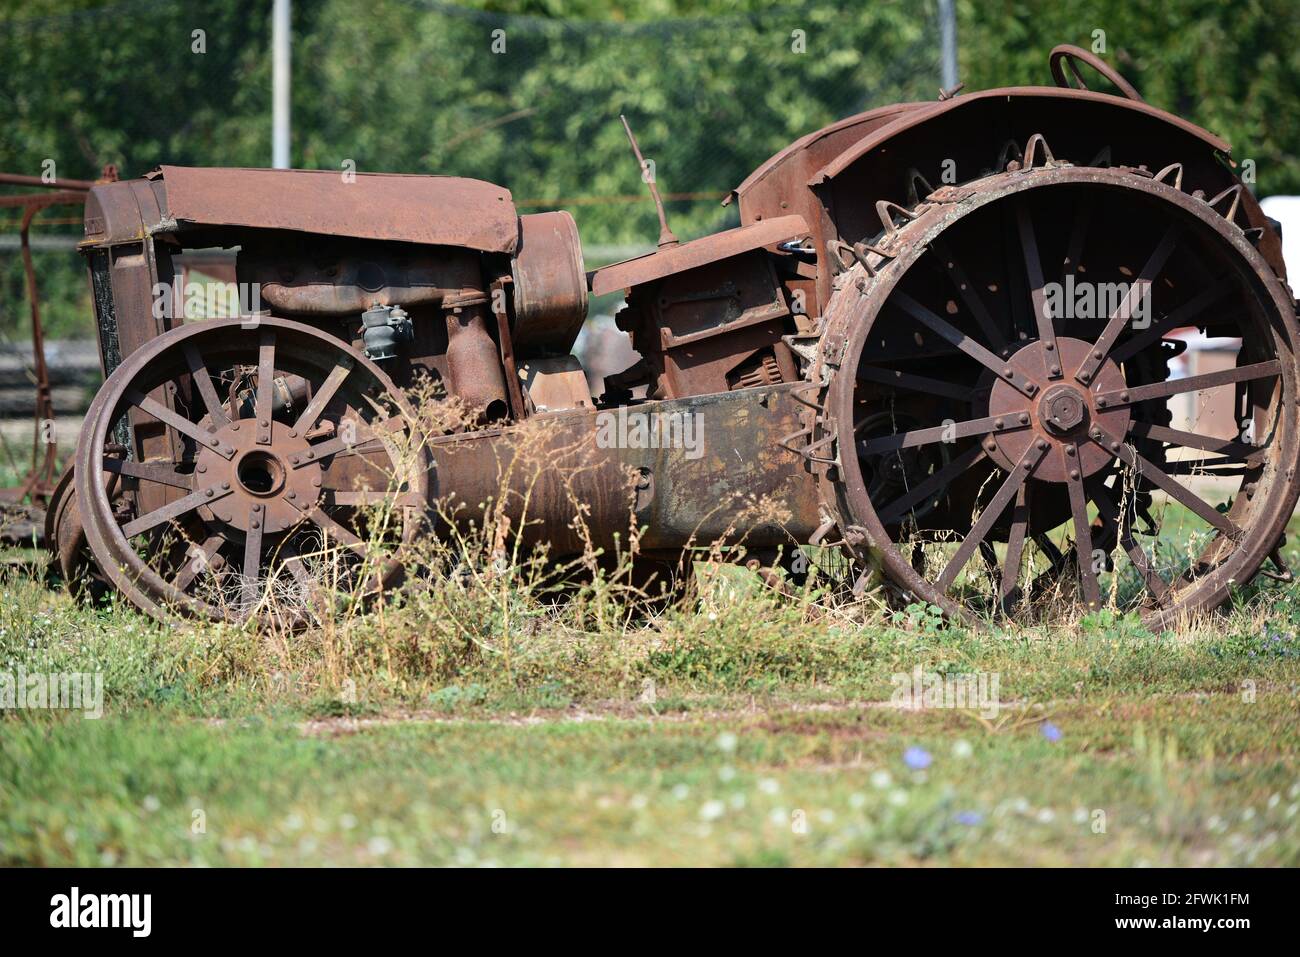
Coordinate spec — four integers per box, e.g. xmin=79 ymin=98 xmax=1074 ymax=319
xmin=255 ymin=328 xmax=276 ymax=446
xmin=1127 ymin=420 xmax=1260 ymax=461
xmin=277 ymin=541 xmax=316 ymax=590
xmin=877 ymin=445 xmax=987 ymax=525
xmin=183 ymin=341 xmax=231 ymax=428
xmin=126 ymin=389 xmax=236 ymax=458
xmin=326 ymin=488 xmax=421 ymax=508
xmin=856 ymin=363 xmax=973 ymax=402
xmin=891 ymin=290 xmax=1038 ymax=397
xmin=1016 ymin=205 xmax=1060 ymax=372
xmin=1091 ymin=482 xmax=1169 ymax=603
xmin=1095 ymin=360 xmax=1280 ymax=408
xmin=1074 ymin=225 xmax=1179 ymax=383
xmin=928 ymin=239 xmax=1008 ymax=353
xmin=1065 ymin=443 xmax=1101 ymax=608
xmin=936 ymin=443 xmax=1046 ymax=591
xmin=293 ymin=357 xmax=353 ymax=433
xmin=102 ymin=456 xmax=193 ymax=490
xmin=1088 ymin=426 xmax=1240 ymax=537
xmin=1000 ymin=483 xmax=1030 ymax=607
xmin=1109 ymin=278 xmax=1234 ymax=364
xmin=1060 ymin=203 xmax=1091 ymax=284
xmin=121 ymin=483 xmax=232 ymax=538
xmin=858 ymin=413 xmax=1028 ymax=455
xmin=171 ymin=534 xmax=225 ymax=593
xmin=291 ymin=416 xmax=404 ymax=467
xmin=302 ymin=505 xmax=368 ymax=557
xmin=241 ymin=505 xmax=265 ymax=610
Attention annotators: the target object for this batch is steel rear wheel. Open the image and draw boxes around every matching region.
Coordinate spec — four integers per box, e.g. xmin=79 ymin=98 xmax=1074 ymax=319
xmin=817 ymin=165 xmax=1300 ymax=627
xmin=74 ymin=316 xmax=430 ymax=626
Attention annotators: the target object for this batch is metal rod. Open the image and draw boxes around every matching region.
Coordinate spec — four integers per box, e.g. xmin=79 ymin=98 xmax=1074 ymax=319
xmin=938 ymin=0 xmax=959 ymax=90
xmin=272 ymin=0 xmax=291 ymax=169
xmin=619 ymin=115 xmax=678 ymax=249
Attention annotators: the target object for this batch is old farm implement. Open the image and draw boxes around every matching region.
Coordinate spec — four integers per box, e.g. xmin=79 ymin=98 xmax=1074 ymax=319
xmin=50 ymin=46 xmax=1300 ymax=627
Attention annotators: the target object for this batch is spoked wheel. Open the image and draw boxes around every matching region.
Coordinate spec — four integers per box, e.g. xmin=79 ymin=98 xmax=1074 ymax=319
xmin=817 ymin=164 xmax=1300 ymax=628
xmin=74 ymin=317 xmax=430 ymax=626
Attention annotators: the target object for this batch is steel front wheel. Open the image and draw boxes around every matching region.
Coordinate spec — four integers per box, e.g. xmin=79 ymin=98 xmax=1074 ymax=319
xmin=74 ymin=316 xmax=430 ymax=626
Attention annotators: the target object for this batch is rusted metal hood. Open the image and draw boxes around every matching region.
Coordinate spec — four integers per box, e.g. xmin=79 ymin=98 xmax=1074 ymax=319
xmin=590 ymin=214 xmax=809 ymax=296
xmin=149 ymin=166 xmax=519 ymax=253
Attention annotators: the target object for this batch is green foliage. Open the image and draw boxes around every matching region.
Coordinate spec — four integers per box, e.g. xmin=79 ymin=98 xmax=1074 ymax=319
xmin=2 ymin=0 xmax=1297 ymax=335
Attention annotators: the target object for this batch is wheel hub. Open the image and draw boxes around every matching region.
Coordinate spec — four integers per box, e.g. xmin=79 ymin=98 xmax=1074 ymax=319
xmin=987 ymin=337 xmax=1131 ymax=483
xmin=1039 ymin=383 xmax=1088 ymax=435
xmin=195 ymin=420 xmax=321 ymax=534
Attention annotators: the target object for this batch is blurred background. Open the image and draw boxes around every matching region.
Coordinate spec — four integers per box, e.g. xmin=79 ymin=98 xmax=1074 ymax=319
xmin=0 ymin=0 xmax=1298 ymax=450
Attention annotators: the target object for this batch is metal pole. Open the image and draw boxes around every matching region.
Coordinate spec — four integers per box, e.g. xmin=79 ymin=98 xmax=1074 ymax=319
xmin=272 ymin=0 xmax=291 ymax=169
xmin=938 ymin=0 xmax=959 ymax=90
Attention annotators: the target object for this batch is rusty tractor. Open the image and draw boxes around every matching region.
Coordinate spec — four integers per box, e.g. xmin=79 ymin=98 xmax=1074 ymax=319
xmin=49 ymin=45 xmax=1300 ymax=628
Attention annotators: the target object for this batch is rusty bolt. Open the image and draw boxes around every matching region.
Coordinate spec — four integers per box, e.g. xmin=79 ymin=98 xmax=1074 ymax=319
xmin=1070 ymin=469 xmax=1080 ymax=480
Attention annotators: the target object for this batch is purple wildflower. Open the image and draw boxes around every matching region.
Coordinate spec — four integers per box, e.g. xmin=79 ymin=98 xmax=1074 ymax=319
xmin=903 ymin=746 xmax=933 ymax=770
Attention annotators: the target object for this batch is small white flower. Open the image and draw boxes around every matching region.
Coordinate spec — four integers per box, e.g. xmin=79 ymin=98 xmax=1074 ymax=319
xmin=367 ymin=836 xmax=393 ymax=856
xmin=699 ymin=800 xmax=726 ymax=821
xmin=888 ymin=789 xmax=908 ymax=807
xmin=340 ymin=813 xmax=358 ymax=830
xmin=142 ymin=795 xmax=161 ymax=813
xmin=848 ymin=792 xmax=867 ymax=809
xmin=952 ymin=739 xmax=974 ymax=759
xmin=870 ymin=770 xmax=893 ymax=790
xmin=716 ymin=731 xmax=738 ymax=753
xmin=672 ymin=784 xmax=690 ymax=801
xmin=718 ymin=765 xmax=736 ymax=782
xmin=758 ymin=778 xmax=780 ymax=795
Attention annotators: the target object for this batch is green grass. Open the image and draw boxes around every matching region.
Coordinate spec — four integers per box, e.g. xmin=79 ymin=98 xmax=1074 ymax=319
xmin=3 ymin=534 xmax=1300 ymax=865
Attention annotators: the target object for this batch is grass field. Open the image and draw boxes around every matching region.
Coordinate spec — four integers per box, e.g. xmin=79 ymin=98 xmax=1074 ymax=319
xmin=3 ymin=500 xmax=1300 ymax=867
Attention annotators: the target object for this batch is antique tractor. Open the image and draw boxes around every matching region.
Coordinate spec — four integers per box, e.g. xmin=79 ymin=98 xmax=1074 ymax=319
xmin=49 ymin=45 xmax=1300 ymax=628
